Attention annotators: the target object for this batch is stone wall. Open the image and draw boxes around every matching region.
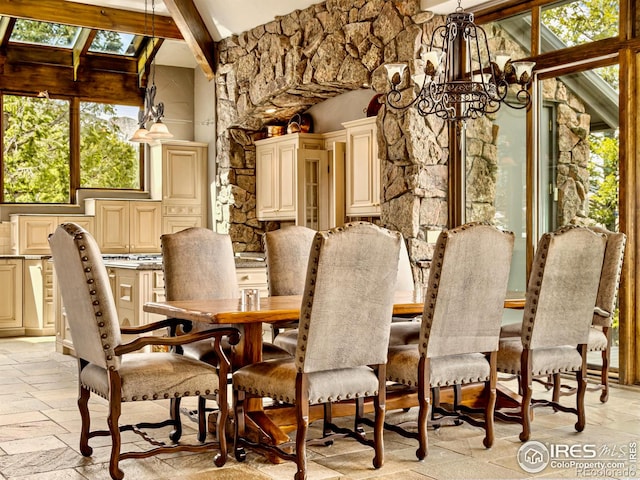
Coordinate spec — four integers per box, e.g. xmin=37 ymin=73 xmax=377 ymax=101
xmin=214 ymin=0 xmax=449 ymax=282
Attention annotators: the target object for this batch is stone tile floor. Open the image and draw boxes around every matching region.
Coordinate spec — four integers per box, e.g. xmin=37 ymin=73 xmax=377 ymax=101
xmin=0 ymin=336 xmax=638 ymax=479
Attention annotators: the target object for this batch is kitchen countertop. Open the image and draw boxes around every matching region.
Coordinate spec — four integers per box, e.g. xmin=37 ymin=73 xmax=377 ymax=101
xmin=0 ymin=255 xmax=52 ymax=260
xmin=0 ymin=253 xmax=266 ymax=269
xmin=102 ymin=253 xmax=266 ymax=270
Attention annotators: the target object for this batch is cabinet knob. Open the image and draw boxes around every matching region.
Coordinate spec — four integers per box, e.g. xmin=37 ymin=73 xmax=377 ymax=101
xmin=241 ymin=275 xmax=249 ymax=280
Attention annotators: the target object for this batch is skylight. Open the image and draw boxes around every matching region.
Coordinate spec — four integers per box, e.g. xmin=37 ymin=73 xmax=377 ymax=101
xmin=9 ymin=19 xmax=81 ymax=48
xmin=89 ymin=31 xmax=142 ymax=56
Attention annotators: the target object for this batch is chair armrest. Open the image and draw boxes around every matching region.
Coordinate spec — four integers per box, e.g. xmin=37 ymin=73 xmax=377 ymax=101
xmin=119 ymin=317 xmax=193 ymax=336
xmin=592 ymin=307 xmax=612 ymax=327
xmin=114 ymin=327 xmax=241 ymax=356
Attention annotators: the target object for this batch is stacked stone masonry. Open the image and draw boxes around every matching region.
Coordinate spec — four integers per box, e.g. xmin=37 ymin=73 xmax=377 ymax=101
xmin=214 ymin=0 xmax=448 ymax=284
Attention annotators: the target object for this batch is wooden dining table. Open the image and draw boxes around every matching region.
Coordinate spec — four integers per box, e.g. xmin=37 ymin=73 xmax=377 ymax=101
xmin=144 ymin=291 xmax=525 ymax=448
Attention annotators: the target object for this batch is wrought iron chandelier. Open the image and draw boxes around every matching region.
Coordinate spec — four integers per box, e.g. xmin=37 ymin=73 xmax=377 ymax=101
xmin=384 ymin=0 xmax=535 ymax=123
xmin=130 ymin=0 xmax=173 ymax=143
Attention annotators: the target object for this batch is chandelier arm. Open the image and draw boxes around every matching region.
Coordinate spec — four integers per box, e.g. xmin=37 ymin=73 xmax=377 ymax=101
xmin=386 ymin=88 xmax=424 ymax=111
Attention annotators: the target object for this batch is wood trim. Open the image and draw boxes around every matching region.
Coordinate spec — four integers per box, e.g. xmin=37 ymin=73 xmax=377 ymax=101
xmin=0 ymin=0 xmax=182 ymax=39
xmin=618 ymin=47 xmax=638 ymax=384
xmin=70 ymin=98 xmax=80 ymax=203
xmin=0 ymin=63 xmax=142 ymax=105
xmin=162 ymin=0 xmax=215 ymax=80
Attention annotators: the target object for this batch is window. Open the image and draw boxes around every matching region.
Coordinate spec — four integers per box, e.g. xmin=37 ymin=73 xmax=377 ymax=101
xmin=466 ymin=0 xmax=632 ymax=380
xmin=88 ymin=31 xmax=142 ymax=56
xmin=1 ymin=96 xmax=143 ymax=203
xmin=3 ymin=95 xmax=70 ymax=203
xmin=541 ymin=0 xmax=619 ymax=52
xmin=9 ymin=19 xmax=81 ymax=48
xmin=80 ymin=102 xmax=142 ymax=190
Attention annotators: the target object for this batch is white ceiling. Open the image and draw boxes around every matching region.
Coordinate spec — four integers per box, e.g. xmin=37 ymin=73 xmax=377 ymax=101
xmin=66 ymin=0 xmax=490 ymax=68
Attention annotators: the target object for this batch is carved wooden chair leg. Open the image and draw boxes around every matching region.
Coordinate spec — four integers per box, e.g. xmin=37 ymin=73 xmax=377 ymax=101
xmin=576 ymin=346 xmax=587 ymax=432
xmin=78 ymin=382 xmax=93 ymax=457
xmin=295 ymin=376 xmax=310 ymax=480
xmin=519 ymin=353 xmax=532 ymax=442
xmin=233 ymin=389 xmax=247 ymax=462
xmin=169 ymin=397 xmax=182 ymax=442
xmin=417 ymin=357 xmax=430 ymax=460
xmin=552 ymin=373 xmax=561 ymax=411
xmin=372 ymin=366 xmax=386 ymax=469
xmin=483 ymin=352 xmax=497 ymax=448
xmin=355 ymin=397 xmax=366 ymax=436
xmin=214 ymin=393 xmax=228 ymax=467
xmin=108 ymin=376 xmax=124 ymax=480
xmin=197 ymin=396 xmax=207 ymax=443
xmin=600 ymin=327 xmax=610 ymax=403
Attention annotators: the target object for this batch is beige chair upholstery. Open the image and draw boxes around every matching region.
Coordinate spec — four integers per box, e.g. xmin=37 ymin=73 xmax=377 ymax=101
xmin=264 ymin=225 xmax=316 ymax=344
xmin=384 ymin=223 xmax=514 ymax=459
xmin=161 ymin=227 xmax=289 ymax=365
xmin=499 ymin=226 xmax=625 ymax=402
xmin=495 ymin=225 xmax=606 ymax=442
xmin=274 ymin=230 xmax=417 ymax=355
xmin=49 ymin=223 xmax=237 ymax=480
xmin=233 ymin=222 xmax=401 ymax=480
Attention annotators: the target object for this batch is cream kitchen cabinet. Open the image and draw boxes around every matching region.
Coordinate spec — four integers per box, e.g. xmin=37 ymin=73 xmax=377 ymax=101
xmin=85 ymin=199 xmax=161 ymax=253
xmin=236 ymin=265 xmax=268 ymax=297
xmin=55 ymin=265 xmax=166 ymax=355
xmin=23 ymin=258 xmax=55 ymax=336
xmin=255 ymin=134 xmax=324 ymax=221
xmin=149 ymin=141 xmax=208 ymax=233
xmin=114 ymin=268 xmax=166 ymax=327
xmin=0 ymin=259 xmax=23 ymax=335
xmin=343 ymin=117 xmax=381 ymax=217
xmin=10 ymin=215 xmax=94 ymax=254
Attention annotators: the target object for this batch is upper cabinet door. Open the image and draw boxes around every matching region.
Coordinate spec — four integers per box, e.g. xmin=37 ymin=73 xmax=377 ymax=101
xmin=256 ymin=134 xmax=325 ymax=222
xmin=256 ymin=142 xmax=279 ymax=220
xmin=343 ymin=117 xmax=381 ymax=217
xmin=129 ymin=201 xmax=161 ymax=253
xmin=163 ymin=145 xmax=206 ymax=215
xmin=276 ymin=140 xmax=298 ymax=219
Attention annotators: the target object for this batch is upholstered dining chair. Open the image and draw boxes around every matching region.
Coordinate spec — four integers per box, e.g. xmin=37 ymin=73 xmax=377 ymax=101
xmin=383 ymin=223 xmax=514 ymax=459
xmin=495 ymin=225 xmax=606 ymax=442
xmin=233 ymin=222 xmax=402 ymax=480
xmin=273 ymin=229 xmax=416 ymax=356
xmin=161 ymin=227 xmax=290 ymax=438
xmin=264 ymin=225 xmax=316 ymax=342
xmin=162 ymin=227 xmax=290 ymax=361
xmin=49 ymin=223 xmax=238 ymax=480
xmin=500 ymin=226 xmax=625 ymax=403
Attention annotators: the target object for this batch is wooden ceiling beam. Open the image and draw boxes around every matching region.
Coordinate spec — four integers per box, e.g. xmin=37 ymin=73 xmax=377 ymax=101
xmin=0 ymin=0 xmax=183 ymax=39
xmin=136 ymin=37 xmax=161 ymax=88
xmin=0 ymin=62 xmax=142 ymax=104
xmin=162 ymin=0 xmax=214 ymax=80
xmin=73 ymin=28 xmax=95 ymax=81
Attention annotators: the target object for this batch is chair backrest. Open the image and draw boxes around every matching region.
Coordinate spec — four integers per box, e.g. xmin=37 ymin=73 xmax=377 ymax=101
xmin=588 ymin=226 xmax=626 ymax=327
xmin=161 ymin=227 xmax=239 ymax=301
xmin=295 ymin=222 xmax=401 ymax=373
xmin=419 ymin=223 xmax=514 ymax=358
xmin=49 ymin=223 xmax=122 ymax=370
xmin=263 ymin=225 xmax=316 ymax=296
xmin=523 ymin=226 xmax=607 ymax=349
xmin=395 ymin=236 xmax=415 ymax=292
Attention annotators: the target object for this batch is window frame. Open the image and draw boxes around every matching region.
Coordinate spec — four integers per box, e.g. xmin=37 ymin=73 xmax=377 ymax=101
xmin=457 ymin=0 xmax=639 ymax=384
xmin=0 ymin=93 xmax=144 ymax=205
